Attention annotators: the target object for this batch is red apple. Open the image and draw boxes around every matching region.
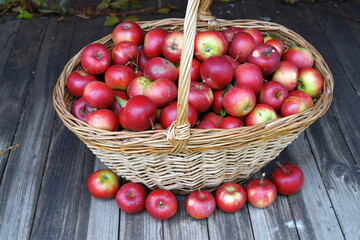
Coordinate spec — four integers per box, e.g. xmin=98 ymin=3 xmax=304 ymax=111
xmin=223 ymin=85 xmax=256 ymax=117
xmin=272 ymin=61 xmax=299 ymax=91
xmin=282 ymin=46 xmax=314 ymax=70
xmin=245 ymin=104 xmax=278 ymax=126
xmin=200 ymin=112 xmax=223 ymax=127
xmin=191 ymin=58 xmax=201 ymax=81
xmin=186 ymin=190 xmax=216 ymax=219
xmin=188 ymin=81 xmax=214 ymax=113
xmin=162 ymin=31 xmax=184 ymax=63
xmin=66 ymin=70 xmax=97 ymax=97
xmin=111 ymin=41 xmax=138 ymax=66
xmin=215 ymin=182 xmax=247 ymax=213
xmin=112 ymin=21 xmax=144 ymax=46
xmin=280 ymin=96 xmax=308 ymax=117
xmin=246 ymin=173 xmax=277 ymax=208
xmin=83 ymin=81 xmax=114 ymax=108
xmin=258 ymin=81 xmax=289 ymax=110
xmin=71 ymin=97 xmax=94 ymax=122
xmin=87 ymin=169 xmax=120 ymax=199
xmin=81 ymin=43 xmax=111 ymax=75
xmin=243 ymin=28 xmax=264 ymax=45
xmin=297 ymin=67 xmax=323 ymax=98
xmin=196 ymin=120 xmax=218 ymax=129
xmin=116 ymin=182 xmax=147 ymax=213
xmin=104 ymin=65 xmax=136 ymax=90
xmin=211 ymin=89 xmax=226 ymax=116
xmin=136 ymin=49 xmax=151 ymax=72
xmin=200 ymin=56 xmax=234 ymax=90
xmin=87 ymin=109 xmax=119 ymax=131
xmin=272 ymin=162 xmax=304 ymax=195
xmin=223 ymin=55 xmax=241 ymax=70
xmin=222 ymin=27 xmax=243 ymax=43
xmin=265 ymin=38 xmax=285 ymax=56
xmin=248 ymin=43 xmax=280 ymax=75
xmin=234 ymin=63 xmax=263 ymax=94
xmin=194 ymin=31 xmax=229 ymax=62
xmin=145 ymin=189 xmax=178 ymax=221
xmin=143 ymin=28 xmax=168 ymax=58
xmin=159 ymin=101 xmax=198 ymax=129
xmin=228 ymin=32 xmax=256 ymax=63
xmin=144 ymin=78 xmax=178 ymax=108
xmin=289 ymin=90 xmax=313 ymax=108
xmin=218 ymin=116 xmax=244 ymax=129
xmin=119 ymin=95 xmax=157 ymax=131
xmin=143 ymin=57 xmax=179 ymax=82
xmin=127 ymin=77 xmax=177 ymax=108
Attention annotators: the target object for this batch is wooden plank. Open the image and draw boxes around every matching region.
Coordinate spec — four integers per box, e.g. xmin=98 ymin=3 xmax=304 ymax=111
xmin=85 ymin=159 xmax=120 ymax=240
xmin=163 ymin=195 xmax=209 ymax=240
xmin=2 ymin=16 xmax=77 ymax=240
xmin=304 ymin=2 xmax=360 ymax=167
xmin=247 ymin=176 xmax=300 ymax=240
xmin=0 ymin=17 xmax=50 ymax=240
xmin=119 ymin=197 xmax=162 ymax=240
xmin=20 ymin=15 xmax=84 ymax=240
xmin=251 ymin=2 xmax=352 ymax=240
xmin=0 ymin=18 xmax=48 ymax=182
xmin=62 ymin=16 xmax=122 ymax=240
xmin=29 ymin=121 xmax=87 ymax=240
xmin=74 ymin=148 xmax=96 ymax=240
xmin=0 ymin=19 xmax=21 ymax=79
xmin=305 ymin=115 xmax=360 ymax=240
xmin=208 ymin=199 xmax=254 ymax=240
xmin=280 ymin=135 xmax=345 ymax=240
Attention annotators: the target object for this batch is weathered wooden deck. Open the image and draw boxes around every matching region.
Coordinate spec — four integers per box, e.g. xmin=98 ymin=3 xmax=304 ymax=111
xmin=0 ymin=0 xmax=360 ymax=239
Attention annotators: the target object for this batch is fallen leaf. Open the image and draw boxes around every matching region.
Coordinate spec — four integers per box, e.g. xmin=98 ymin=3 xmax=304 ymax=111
xmin=103 ymin=14 xmax=120 ymax=26
xmin=123 ymin=15 xmax=139 ymax=22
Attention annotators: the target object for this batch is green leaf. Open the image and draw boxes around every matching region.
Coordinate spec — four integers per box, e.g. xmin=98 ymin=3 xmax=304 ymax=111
xmin=222 ymin=84 xmax=233 ymax=97
xmin=37 ymin=8 xmax=56 ymax=13
xmin=17 ymin=10 xmax=34 ymax=19
xmin=96 ymin=2 xmax=110 ymax=10
xmin=103 ymin=14 xmax=120 ymax=26
xmin=123 ymin=15 xmax=138 ymax=22
xmin=32 ymin=0 xmax=47 ymax=7
xmin=111 ymin=0 xmax=129 ymax=10
xmin=157 ymin=7 xmax=170 ymax=14
xmin=130 ymin=0 xmax=142 ymax=8
xmin=220 ymin=108 xmax=227 ymax=117
xmin=11 ymin=6 xmax=23 ymax=13
xmin=115 ymin=96 xmax=128 ymax=108
xmin=168 ymin=4 xmax=180 ymax=10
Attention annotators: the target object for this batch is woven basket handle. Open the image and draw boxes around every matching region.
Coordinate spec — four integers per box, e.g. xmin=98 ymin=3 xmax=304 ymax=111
xmin=167 ymin=0 xmax=216 ymax=153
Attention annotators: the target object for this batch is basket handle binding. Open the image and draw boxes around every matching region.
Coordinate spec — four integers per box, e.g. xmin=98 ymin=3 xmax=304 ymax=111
xmin=167 ymin=0 xmax=216 ymax=153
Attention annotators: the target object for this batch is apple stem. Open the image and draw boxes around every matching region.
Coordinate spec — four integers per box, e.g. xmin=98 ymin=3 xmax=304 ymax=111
xmin=276 ymin=161 xmax=290 ymax=174
xmin=149 ymin=118 xmax=155 ymax=130
xmin=260 ymin=172 xmax=266 ymax=186
xmin=234 ymin=51 xmax=241 ymax=62
xmin=263 ymin=48 xmax=275 ymax=57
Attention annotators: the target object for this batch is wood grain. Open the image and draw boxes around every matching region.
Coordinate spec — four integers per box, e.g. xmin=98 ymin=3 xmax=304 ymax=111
xmin=0 ymin=17 xmax=50 ymax=240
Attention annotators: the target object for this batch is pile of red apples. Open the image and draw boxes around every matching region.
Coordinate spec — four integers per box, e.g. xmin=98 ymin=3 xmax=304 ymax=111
xmin=67 ymin=21 xmax=324 ymax=132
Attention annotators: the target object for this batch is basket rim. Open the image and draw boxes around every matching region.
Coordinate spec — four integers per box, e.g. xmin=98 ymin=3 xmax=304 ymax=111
xmin=53 ymin=18 xmax=334 ymax=154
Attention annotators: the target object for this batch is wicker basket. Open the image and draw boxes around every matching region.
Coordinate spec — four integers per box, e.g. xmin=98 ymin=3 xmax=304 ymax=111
xmin=53 ymin=0 xmax=333 ymax=194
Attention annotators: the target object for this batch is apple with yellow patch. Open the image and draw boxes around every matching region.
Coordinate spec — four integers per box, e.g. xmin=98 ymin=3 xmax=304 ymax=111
xmin=215 ymin=182 xmax=247 ymax=213
xmin=246 ymin=173 xmax=277 ymax=208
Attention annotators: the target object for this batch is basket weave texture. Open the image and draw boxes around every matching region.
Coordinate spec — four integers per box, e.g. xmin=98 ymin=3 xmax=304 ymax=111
xmin=53 ymin=0 xmax=334 ymax=194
